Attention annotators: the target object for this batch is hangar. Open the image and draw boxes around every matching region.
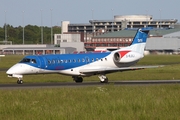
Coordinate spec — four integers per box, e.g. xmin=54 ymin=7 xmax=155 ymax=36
xmin=146 ymin=30 xmax=180 ymax=54
xmin=0 ymin=44 xmax=76 ymax=55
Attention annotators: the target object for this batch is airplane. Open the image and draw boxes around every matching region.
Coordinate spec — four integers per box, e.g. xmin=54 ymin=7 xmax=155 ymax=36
xmin=6 ymin=27 xmax=160 ymax=84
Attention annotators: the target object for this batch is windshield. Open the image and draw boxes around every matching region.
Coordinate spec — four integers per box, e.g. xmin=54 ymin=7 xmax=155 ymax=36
xmin=20 ymin=58 xmax=37 ymax=63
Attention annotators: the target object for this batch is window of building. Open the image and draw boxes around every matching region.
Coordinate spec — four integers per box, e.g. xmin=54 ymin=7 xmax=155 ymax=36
xmin=57 ymin=35 xmax=61 ymax=39
xmin=63 ymin=40 xmax=67 ymax=42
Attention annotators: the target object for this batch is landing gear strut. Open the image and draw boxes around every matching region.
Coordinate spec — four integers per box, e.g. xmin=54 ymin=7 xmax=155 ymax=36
xmin=17 ymin=79 xmax=23 ymax=84
xmin=73 ymin=76 xmax=83 ymax=83
xmin=98 ymin=74 xmax=108 ymax=83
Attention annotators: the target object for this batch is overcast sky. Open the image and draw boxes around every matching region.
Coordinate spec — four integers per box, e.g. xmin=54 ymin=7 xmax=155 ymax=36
xmin=0 ymin=0 xmax=179 ymax=27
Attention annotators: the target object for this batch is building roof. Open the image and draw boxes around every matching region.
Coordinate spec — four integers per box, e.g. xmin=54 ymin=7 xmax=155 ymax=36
xmin=163 ymin=31 xmax=180 ymax=38
xmin=94 ymin=28 xmax=180 ymax=38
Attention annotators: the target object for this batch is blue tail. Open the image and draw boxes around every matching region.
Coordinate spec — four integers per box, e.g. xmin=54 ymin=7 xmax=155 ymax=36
xmin=120 ymin=27 xmax=152 ymax=55
xmin=130 ymin=27 xmax=152 ymax=46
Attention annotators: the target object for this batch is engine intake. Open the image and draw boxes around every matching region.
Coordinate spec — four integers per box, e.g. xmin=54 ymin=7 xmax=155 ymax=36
xmin=113 ymin=52 xmax=121 ymax=62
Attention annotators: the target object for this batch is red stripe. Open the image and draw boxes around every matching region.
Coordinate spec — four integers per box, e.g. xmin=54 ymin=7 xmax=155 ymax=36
xmin=119 ymin=51 xmax=130 ymax=58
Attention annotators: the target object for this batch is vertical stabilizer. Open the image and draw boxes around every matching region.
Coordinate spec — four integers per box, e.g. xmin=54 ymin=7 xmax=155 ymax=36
xmin=121 ymin=27 xmax=152 ymax=55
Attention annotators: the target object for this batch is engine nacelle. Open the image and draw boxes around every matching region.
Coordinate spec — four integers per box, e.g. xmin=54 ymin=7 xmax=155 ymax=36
xmin=113 ymin=51 xmax=143 ymax=67
xmin=113 ymin=52 xmax=121 ymax=63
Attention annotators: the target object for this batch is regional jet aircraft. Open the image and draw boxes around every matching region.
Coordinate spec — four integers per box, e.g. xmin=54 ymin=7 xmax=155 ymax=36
xmin=6 ymin=27 xmax=158 ymax=84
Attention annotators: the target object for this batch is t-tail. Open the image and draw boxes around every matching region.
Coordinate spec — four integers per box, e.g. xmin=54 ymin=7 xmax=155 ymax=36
xmin=121 ymin=27 xmax=152 ymax=55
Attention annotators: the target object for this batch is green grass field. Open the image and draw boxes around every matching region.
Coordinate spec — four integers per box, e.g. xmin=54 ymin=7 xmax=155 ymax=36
xmin=0 ymin=55 xmax=180 ymax=120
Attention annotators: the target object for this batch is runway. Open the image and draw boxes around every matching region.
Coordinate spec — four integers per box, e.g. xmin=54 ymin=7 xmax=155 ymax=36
xmin=0 ymin=80 xmax=180 ymax=89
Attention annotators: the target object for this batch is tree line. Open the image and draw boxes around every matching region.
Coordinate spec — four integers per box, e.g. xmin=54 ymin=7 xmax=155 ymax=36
xmin=0 ymin=24 xmax=61 ymax=44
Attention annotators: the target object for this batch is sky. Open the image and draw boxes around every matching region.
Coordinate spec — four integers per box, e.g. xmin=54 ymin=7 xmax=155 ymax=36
xmin=0 ymin=0 xmax=180 ymax=27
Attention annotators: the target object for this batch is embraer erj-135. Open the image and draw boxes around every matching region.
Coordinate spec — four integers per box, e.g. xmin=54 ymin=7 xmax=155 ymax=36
xmin=6 ymin=27 xmax=159 ymax=84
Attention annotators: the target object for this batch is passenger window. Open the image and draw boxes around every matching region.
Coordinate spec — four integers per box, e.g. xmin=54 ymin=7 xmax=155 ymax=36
xmin=57 ymin=60 xmax=60 ymax=63
xmin=105 ymin=58 xmax=107 ymax=61
xmin=101 ymin=59 xmax=103 ymax=61
xmin=78 ymin=59 xmax=80 ymax=62
xmin=68 ymin=60 xmax=71 ymax=63
xmin=48 ymin=60 xmax=51 ymax=64
xmin=52 ymin=60 xmax=55 ymax=64
xmin=64 ymin=60 xmax=67 ymax=63
xmin=73 ymin=59 xmax=76 ymax=62
xmin=82 ymin=58 xmax=85 ymax=62
xmin=86 ymin=58 xmax=90 ymax=62
xmin=96 ymin=58 xmax=99 ymax=61
xmin=92 ymin=58 xmax=94 ymax=62
xmin=60 ymin=60 xmax=63 ymax=63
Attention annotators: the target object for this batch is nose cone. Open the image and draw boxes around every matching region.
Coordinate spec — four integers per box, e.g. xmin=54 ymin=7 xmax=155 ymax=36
xmin=6 ymin=63 xmax=27 ymax=75
xmin=6 ymin=63 xmax=20 ymax=75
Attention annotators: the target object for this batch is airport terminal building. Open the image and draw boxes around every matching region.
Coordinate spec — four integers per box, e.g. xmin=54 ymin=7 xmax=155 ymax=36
xmin=66 ymin=15 xmax=178 ymax=33
xmin=60 ymin=15 xmax=179 ymax=51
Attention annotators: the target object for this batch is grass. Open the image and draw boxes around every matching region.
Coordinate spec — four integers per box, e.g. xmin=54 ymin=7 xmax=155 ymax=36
xmin=1 ymin=85 xmax=180 ymax=120
xmin=1 ymin=55 xmax=180 ymax=119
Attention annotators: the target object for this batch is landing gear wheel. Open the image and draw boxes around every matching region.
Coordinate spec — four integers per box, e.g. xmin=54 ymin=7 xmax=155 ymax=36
xmin=100 ymin=78 xmax=108 ymax=83
xmin=73 ymin=77 xmax=83 ymax=83
xmin=98 ymin=75 xmax=109 ymax=83
xmin=17 ymin=80 xmax=23 ymax=84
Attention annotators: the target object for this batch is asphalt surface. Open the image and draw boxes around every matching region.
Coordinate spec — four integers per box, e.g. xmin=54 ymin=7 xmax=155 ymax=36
xmin=0 ymin=80 xmax=180 ymax=89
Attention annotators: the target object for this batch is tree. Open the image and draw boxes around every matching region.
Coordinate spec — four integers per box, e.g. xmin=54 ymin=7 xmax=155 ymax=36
xmin=0 ymin=24 xmax=61 ymax=44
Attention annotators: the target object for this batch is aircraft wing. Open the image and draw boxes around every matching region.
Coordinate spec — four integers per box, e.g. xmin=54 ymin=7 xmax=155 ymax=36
xmin=79 ymin=65 xmax=164 ymax=74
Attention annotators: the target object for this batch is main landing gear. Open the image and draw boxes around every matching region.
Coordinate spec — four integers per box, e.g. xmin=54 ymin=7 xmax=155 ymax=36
xmin=73 ymin=75 xmax=109 ymax=83
xmin=17 ymin=79 xmax=23 ymax=84
xmin=73 ymin=76 xmax=83 ymax=83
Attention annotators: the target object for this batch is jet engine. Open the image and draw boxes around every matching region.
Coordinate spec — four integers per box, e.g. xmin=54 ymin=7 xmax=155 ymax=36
xmin=113 ymin=52 xmax=121 ymax=63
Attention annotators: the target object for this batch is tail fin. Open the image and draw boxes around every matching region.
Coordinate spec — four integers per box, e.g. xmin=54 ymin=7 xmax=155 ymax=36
xmin=121 ymin=27 xmax=152 ymax=55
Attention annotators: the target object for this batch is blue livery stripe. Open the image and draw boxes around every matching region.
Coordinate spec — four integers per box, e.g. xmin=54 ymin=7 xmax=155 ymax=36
xmin=20 ymin=52 xmax=111 ymax=70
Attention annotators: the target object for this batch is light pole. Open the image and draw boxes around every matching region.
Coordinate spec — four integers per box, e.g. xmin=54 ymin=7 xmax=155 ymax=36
xmin=159 ymin=9 xmax=161 ymax=29
xmin=91 ymin=9 xmax=94 ymax=34
xmin=41 ymin=9 xmax=43 ymax=44
xmin=111 ymin=8 xmax=114 ymax=32
xmin=50 ymin=9 xmax=53 ymax=44
xmin=4 ymin=11 xmax=7 ymax=42
xmin=146 ymin=10 xmax=148 ymax=28
xmin=22 ymin=11 xmax=24 ymax=44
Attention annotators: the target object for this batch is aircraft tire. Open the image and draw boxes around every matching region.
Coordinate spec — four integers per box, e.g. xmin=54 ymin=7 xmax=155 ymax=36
xmin=100 ymin=78 xmax=108 ymax=83
xmin=75 ymin=77 xmax=83 ymax=83
xmin=17 ymin=80 xmax=23 ymax=84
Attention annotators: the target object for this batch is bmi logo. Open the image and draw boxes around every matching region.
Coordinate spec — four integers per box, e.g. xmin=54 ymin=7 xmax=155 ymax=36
xmin=138 ymin=39 xmax=143 ymax=42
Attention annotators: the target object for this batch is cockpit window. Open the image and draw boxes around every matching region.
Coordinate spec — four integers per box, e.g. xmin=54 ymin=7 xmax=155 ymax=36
xmin=20 ymin=58 xmax=31 ymax=63
xmin=31 ymin=59 xmax=37 ymax=63
xmin=20 ymin=58 xmax=37 ymax=64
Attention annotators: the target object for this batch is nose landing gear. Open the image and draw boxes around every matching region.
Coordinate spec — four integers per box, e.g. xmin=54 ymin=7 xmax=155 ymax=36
xmin=17 ymin=79 xmax=23 ymax=84
xmin=98 ymin=74 xmax=109 ymax=83
xmin=17 ymin=78 xmax=23 ymax=84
